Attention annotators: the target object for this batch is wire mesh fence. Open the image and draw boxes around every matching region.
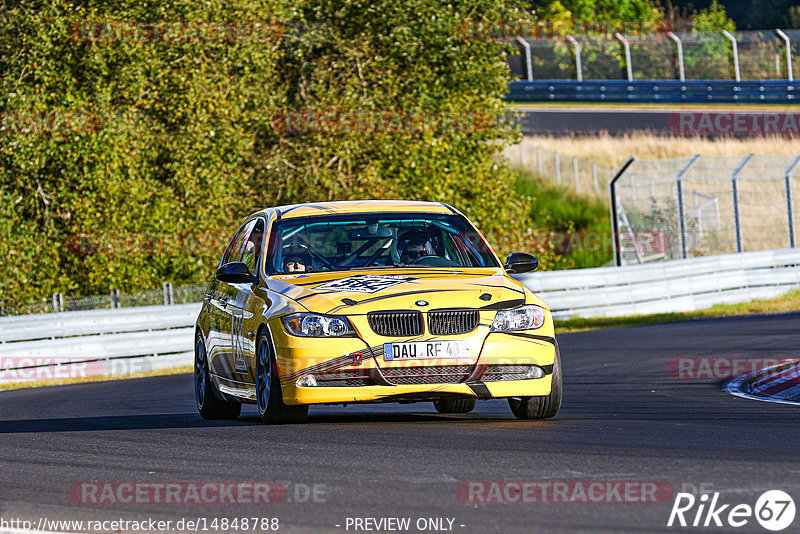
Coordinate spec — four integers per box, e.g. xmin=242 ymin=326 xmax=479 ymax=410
xmin=509 ymin=29 xmax=800 ymax=81
xmin=612 ymin=154 xmax=800 ymax=265
xmin=504 ymin=141 xmax=616 ymax=196
xmin=0 ymin=283 xmax=207 ymax=316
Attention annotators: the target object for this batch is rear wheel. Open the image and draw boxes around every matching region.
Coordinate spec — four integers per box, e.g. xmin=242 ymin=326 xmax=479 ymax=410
xmin=256 ymin=331 xmax=308 ymax=424
xmin=508 ymin=341 xmax=563 ymax=420
xmin=434 ymin=398 xmax=477 ymax=414
xmin=195 ymin=333 xmax=241 ymax=420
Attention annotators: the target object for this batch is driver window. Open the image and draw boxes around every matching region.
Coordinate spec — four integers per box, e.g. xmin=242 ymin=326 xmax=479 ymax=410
xmin=240 ymin=219 xmax=264 ymax=275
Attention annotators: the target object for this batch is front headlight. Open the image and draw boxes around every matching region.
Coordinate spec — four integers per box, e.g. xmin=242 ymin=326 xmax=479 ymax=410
xmin=281 ymin=313 xmax=356 ymax=337
xmin=491 ymin=305 xmax=546 ymax=332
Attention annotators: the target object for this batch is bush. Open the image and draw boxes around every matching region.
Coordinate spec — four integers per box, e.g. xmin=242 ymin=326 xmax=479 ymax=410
xmin=0 ymin=0 xmax=536 ymax=305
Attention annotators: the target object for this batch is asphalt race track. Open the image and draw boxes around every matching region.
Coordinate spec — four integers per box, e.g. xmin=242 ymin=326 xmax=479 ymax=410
xmin=2 ymin=313 xmax=799 ymax=533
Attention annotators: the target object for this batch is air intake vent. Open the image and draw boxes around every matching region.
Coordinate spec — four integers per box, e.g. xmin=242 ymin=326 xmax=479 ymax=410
xmin=428 ymin=310 xmax=479 ymax=335
xmin=368 ymin=311 xmax=423 ymax=337
xmin=380 ymin=365 xmax=472 ymax=385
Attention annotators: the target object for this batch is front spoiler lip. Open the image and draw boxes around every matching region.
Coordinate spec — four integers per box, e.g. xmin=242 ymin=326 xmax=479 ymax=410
xmin=282 ymin=376 xmax=553 ymax=405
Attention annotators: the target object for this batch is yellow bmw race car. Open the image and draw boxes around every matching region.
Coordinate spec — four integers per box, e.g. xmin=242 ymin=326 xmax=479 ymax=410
xmin=195 ymin=200 xmax=561 ymax=423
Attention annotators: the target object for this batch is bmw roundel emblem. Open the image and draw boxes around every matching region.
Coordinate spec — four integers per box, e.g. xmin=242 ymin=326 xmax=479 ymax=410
xmin=415 ymin=300 xmax=429 ymax=307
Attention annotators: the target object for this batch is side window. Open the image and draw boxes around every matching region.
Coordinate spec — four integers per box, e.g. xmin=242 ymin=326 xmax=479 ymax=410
xmin=221 ymin=220 xmax=255 ymax=266
xmin=241 ymin=219 xmax=265 ymax=275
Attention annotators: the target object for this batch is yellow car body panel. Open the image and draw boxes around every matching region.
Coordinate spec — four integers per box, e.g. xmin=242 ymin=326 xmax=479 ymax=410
xmin=196 ymin=200 xmax=559 ymax=410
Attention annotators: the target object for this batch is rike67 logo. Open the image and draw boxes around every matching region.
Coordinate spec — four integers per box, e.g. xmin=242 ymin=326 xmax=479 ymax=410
xmin=668 ymin=490 xmax=795 ymax=531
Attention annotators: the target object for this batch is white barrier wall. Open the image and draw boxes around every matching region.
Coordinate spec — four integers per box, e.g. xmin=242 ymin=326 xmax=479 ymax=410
xmin=516 ymin=248 xmax=800 ymax=320
xmin=0 ymin=248 xmax=798 ymax=383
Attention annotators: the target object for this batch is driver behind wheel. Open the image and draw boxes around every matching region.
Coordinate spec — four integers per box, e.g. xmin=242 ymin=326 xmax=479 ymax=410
xmin=282 ymin=245 xmax=311 ymax=273
xmin=401 ymin=237 xmax=432 ymax=264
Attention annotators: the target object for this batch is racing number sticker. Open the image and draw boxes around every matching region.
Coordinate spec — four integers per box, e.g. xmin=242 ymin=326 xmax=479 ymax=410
xmin=231 ymin=310 xmax=248 ymax=373
xmin=314 ymin=275 xmax=415 ymax=294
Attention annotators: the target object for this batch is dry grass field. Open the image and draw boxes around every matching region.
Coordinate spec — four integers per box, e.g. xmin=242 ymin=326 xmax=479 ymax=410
xmin=522 ymin=134 xmax=800 ymax=169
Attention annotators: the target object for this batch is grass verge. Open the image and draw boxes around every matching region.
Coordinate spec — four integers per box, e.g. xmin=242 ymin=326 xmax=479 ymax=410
xmin=0 ymin=365 xmax=193 ymax=391
xmin=515 ymin=169 xmax=613 ymax=269
xmin=556 ymin=289 xmax=800 ymax=333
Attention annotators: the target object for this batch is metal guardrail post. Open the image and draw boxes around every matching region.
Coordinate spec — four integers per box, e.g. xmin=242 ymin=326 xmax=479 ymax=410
xmin=565 ymin=34 xmax=582 ymax=82
xmin=785 ymin=154 xmax=800 ymax=248
xmin=732 ymin=154 xmax=754 ymax=253
xmin=667 ymin=32 xmax=685 ymax=82
xmin=676 ymin=155 xmax=700 ymax=259
xmin=776 ymin=29 xmax=793 ymax=81
xmin=609 ymin=156 xmax=636 ymax=266
xmin=722 ymin=30 xmax=741 ymax=82
xmin=514 ymin=36 xmax=533 ymax=82
xmin=615 ymin=33 xmax=633 ymax=82
xmin=110 ymin=289 xmax=120 ymax=309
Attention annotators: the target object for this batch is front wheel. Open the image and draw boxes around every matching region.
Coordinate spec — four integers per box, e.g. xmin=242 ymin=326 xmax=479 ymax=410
xmin=508 ymin=340 xmax=563 ymax=420
xmin=195 ymin=333 xmax=241 ymax=420
xmin=256 ymin=331 xmax=308 ymax=424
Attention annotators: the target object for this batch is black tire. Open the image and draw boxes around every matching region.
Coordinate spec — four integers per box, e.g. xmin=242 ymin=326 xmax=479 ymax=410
xmin=195 ymin=333 xmax=242 ymax=420
xmin=256 ymin=331 xmax=308 ymax=424
xmin=508 ymin=340 xmax=563 ymax=420
xmin=434 ymin=397 xmax=477 ymax=414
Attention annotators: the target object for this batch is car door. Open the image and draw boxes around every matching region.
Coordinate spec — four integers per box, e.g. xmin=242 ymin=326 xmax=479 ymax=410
xmin=207 ymin=220 xmax=254 ymax=379
xmin=223 ymin=218 xmax=268 ymax=384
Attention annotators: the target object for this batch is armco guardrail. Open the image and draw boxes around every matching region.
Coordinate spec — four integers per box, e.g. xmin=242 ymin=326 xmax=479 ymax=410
xmin=516 ymin=248 xmax=800 ymax=320
xmin=506 ymin=80 xmax=800 ymax=104
xmin=1 ymin=248 xmax=798 ymax=384
xmin=0 ymin=303 xmax=199 ymax=384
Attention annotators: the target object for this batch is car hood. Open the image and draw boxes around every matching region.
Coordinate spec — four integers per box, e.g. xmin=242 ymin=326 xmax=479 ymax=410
xmin=267 ymin=268 xmax=546 ymax=315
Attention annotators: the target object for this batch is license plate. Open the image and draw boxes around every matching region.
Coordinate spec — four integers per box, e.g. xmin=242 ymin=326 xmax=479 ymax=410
xmin=384 ymin=341 xmax=471 ymax=361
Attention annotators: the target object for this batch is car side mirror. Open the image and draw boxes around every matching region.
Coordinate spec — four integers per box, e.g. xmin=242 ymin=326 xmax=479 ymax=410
xmin=504 ymin=252 xmax=538 ymax=274
xmin=216 ymin=262 xmax=257 ymax=284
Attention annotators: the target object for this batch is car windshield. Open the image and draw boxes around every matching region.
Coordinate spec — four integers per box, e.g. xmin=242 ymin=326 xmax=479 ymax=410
xmin=267 ymin=212 xmax=499 ymax=274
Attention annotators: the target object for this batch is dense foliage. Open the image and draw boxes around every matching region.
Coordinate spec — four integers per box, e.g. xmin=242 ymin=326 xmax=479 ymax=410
xmin=1 ymin=0 xmax=549 ymax=306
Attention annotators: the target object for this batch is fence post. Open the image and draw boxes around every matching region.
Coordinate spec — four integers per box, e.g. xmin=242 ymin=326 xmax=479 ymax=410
xmin=776 ymin=29 xmax=793 ymax=81
xmin=722 ymin=30 xmax=741 ymax=82
xmin=565 ymin=34 xmax=582 ymax=81
xmin=676 ymin=155 xmax=700 ymax=259
xmin=514 ymin=36 xmax=533 ymax=82
xmin=573 ymin=157 xmax=580 ymax=192
xmin=615 ymin=33 xmax=633 ymax=82
xmin=609 ymin=156 xmax=636 ymax=266
xmin=732 ymin=154 xmax=754 ymax=253
xmin=110 ymin=289 xmax=120 ymax=309
xmin=667 ymin=32 xmax=685 ymax=82
xmin=163 ymin=282 xmax=174 ymax=305
xmin=785 ymin=154 xmax=800 ymax=248
xmin=519 ymin=143 xmax=525 ymax=167
xmin=592 ymin=163 xmax=599 ymax=192
xmin=52 ymin=293 xmax=63 ymax=313
xmin=536 ymin=147 xmax=543 ymax=175
xmin=555 ymin=152 xmax=561 ymax=185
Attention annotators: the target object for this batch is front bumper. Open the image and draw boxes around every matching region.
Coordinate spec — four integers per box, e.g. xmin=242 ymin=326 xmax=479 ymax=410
xmin=271 ymin=312 xmax=558 ymax=405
